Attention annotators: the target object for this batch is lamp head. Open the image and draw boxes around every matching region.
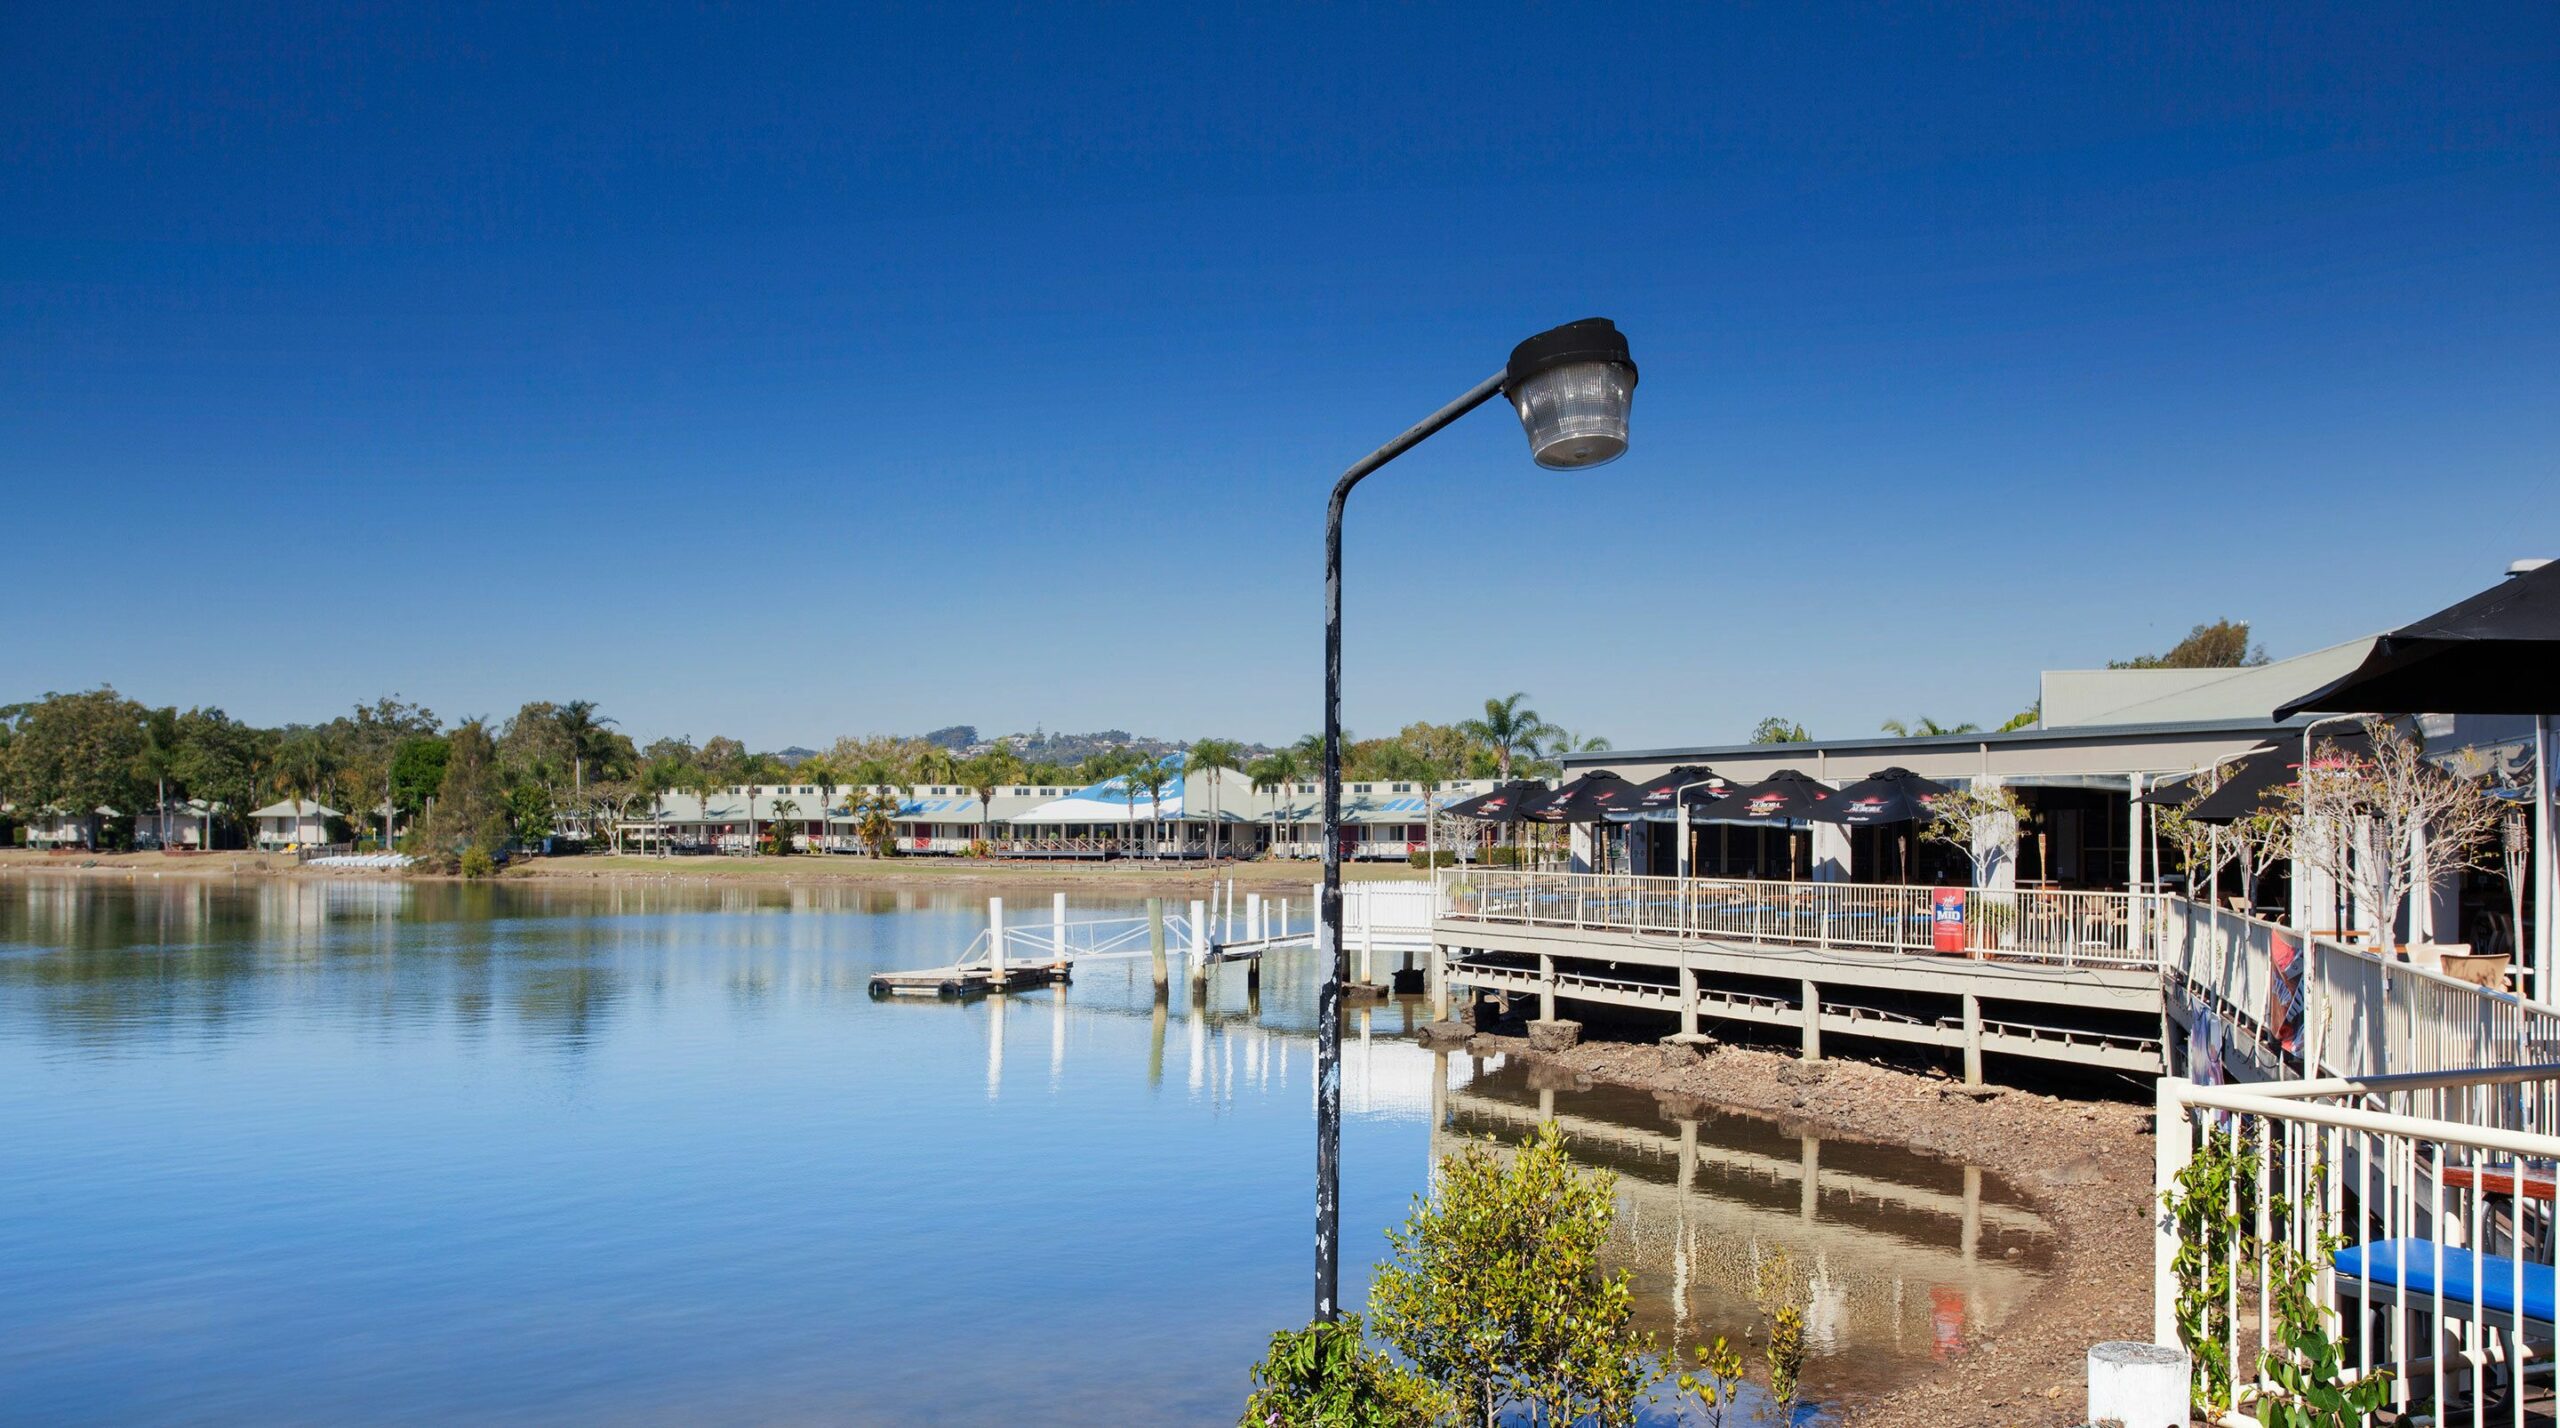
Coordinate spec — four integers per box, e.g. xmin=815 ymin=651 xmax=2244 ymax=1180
xmin=1505 ymin=318 xmax=1638 ymax=470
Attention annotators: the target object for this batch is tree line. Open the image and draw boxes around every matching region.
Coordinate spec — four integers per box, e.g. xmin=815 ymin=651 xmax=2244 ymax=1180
xmin=0 ymin=687 xmax=1613 ymax=865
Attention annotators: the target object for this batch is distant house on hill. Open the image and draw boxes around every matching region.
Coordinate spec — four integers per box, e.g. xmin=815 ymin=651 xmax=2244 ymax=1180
xmin=249 ymin=798 xmax=340 ymax=851
xmin=774 ymin=747 xmax=819 ymax=768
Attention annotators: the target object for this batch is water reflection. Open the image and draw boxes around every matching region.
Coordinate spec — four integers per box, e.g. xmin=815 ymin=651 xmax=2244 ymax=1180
xmin=0 ymin=876 xmax=2047 ymax=1424
xmin=1441 ymin=1059 xmax=2058 ymax=1401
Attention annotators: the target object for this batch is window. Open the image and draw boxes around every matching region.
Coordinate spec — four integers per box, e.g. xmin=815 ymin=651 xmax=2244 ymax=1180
xmin=1392 ymin=782 xmax=1412 ymax=792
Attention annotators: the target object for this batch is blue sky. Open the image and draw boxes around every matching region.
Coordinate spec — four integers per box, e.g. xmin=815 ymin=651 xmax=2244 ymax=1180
xmin=5 ymin=3 xmax=2555 ymax=751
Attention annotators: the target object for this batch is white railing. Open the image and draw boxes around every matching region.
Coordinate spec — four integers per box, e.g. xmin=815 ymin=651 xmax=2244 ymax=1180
xmin=2159 ymin=897 xmax=2560 ymax=1085
xmin=1437 ymin=867 xmax=2154 ymax=968
xmin=2157 ymin=1068 xmax=2560 ymax=1428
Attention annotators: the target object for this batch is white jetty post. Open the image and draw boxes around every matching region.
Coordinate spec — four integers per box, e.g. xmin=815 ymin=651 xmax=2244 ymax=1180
xmin=1189 ymin=897 xmax=1209 ymax=995
xmin=2087 ymin=1342 xmax=2189 ymax=1428
xmin=1246 ymin=893 xmax=1262 ymax=945
xmin=1052 ymin=892 xmax=1068 ymax=965
xmin=988 ymin=897 xmax=1006 ymax=986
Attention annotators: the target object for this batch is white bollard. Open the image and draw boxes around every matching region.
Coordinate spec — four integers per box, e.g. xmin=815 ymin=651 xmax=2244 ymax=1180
xmin=1052 ymin=891 xmax=1068 ymax=962
xmin=988 ymin=896 xmax=1006 ymax=982
xmin=1247 ymin=893 xmax=1262 ymax=944
xmin=2087 ymin=1342 xmax=2188 ymax=1428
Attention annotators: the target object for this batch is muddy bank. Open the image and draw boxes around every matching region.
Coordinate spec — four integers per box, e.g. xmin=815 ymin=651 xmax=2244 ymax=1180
xmin=1457 ymin=1031 xmax=2154 ymax=1428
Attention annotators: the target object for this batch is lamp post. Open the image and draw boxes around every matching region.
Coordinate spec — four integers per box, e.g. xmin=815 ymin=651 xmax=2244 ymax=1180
xmin=1315 ymin=318 xmax=1638 ymax=1321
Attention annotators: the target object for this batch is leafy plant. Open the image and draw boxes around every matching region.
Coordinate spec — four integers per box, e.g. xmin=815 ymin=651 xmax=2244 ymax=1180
xmin=459 ymin=846 xmax=496 ymax=880
xmin=2160 ymin=1126 xmax=2260 ymax=1413
xmin=2252 ymin=1226 xmax=2391 ymax=1428
xmin=1370 ymin=1122 xmax=1658 ymax=1427
xmin=1675 ymin=1336 xmax=1746 ymax=1427
xmin=1237 ymin=1312 xmax=1446 ymax=1428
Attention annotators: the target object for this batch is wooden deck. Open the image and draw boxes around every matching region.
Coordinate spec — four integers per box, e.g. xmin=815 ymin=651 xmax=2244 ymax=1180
xmin=866 ymin=964 xmax=1070 ymax=999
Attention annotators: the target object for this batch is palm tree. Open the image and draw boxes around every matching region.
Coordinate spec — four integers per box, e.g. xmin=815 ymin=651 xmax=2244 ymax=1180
xmin=687 ymin=765 xmax=721 ymax=851
xmin=1460 ymin=694 xmax=1554 ymax=781
xmin=963 ymin=746 xmax=1019 ymax=856
xmin=1128 ymin=756 xmax=1175 ymax=859
xmin=768 ymin=797 xmax=799 ymax=854
xmin=798 ymin=754 xmax=840 ymax=852
xmin=552 ymin=700 xmax=617 ymax=798
xmin=1185 ymin=738 xmax=1245 ymax=862
xmin=849 ymin=787 xmax=901 ymax=856
xmin=1880 ymin=716 xmax=1982 ymax=738
xmin=1248 ymin=750 xmax=1304 ymax=859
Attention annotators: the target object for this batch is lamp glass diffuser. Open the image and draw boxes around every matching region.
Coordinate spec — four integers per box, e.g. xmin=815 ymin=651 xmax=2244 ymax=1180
xmin=1512 ymin=360 xmax=1635 ymax=470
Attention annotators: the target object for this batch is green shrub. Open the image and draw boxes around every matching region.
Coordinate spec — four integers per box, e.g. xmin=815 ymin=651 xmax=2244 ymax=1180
xmin=1237 ymin=1312 xmax=1443 ymax=1428
xmin=459 ymin=846 xmax=496 ymax=880
xmin=1371 ymin=1122 xmax=1656 ymax=1426
xmin=1406 ymin=848 xmax=1460 ymax=869
xmin=1479 ymin=845 xmax=1533 ymax=868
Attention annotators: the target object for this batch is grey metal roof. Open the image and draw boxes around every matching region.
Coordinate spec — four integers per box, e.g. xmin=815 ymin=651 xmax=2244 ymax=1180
xmin=1565 ymin=714 xmax=2325 ymax=770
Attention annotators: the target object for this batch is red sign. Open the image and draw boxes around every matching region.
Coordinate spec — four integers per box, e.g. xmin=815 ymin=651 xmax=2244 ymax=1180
xmin=1931 ymin=889 xmax=1967 ymax=953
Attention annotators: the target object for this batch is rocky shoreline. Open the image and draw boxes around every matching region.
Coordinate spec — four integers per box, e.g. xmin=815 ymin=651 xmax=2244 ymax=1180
xmin=1450 ymin=1029 xmax=2156 ymax=1428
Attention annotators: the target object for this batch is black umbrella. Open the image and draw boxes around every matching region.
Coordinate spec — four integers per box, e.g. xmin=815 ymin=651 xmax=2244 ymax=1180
xmin=2184 ymin=732 xmax=2373 ymax=823
xmin=2142 ymin=747 xmax=2281 ymax=810
xmin=2278 ymin=560 xmax=2560 ymax=717
xmin=1522 ymin=770 xmax=1643 ymax=824
xmin=1811 ymin=767 xmax=1953 ymax=826
xmin=1618 ymin=765 xmax=1723 ymax=819
xmin=1442 ymin=780 xmax=1548 ymax=824
xmin=1693 ymin=768 xmax=1836 ymax=823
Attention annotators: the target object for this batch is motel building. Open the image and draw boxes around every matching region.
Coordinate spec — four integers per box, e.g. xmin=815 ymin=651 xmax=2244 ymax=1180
xmin=611 ymin=762 xmax=1498 ymax=862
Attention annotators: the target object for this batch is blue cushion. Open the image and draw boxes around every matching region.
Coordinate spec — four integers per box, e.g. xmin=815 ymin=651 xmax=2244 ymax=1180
xmin=2333 ymin=1238 xmax=2557 ymax=1323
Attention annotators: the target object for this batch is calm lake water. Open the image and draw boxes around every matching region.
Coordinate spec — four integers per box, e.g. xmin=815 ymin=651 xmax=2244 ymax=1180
xmin=0 ymin=877 xmax=2055 ymax=1426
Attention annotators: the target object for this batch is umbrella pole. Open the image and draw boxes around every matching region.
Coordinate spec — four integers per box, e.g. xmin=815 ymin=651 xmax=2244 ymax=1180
xmin=2539 ymin=714 xmax=2555 ymax=1000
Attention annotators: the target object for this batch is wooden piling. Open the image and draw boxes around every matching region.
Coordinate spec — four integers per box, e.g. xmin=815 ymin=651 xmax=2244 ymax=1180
xmin=1148 ymin=897 xmax=1168 ymax=996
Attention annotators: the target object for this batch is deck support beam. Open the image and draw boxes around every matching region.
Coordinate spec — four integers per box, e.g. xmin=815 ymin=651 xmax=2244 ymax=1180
xmin=1539 ymin=953 xmax=1558 ymax=1023
xmin=1962 ymin=993 xmax=1985 ymax=1085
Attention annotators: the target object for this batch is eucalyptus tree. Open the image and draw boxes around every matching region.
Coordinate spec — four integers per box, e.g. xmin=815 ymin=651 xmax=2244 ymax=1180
xmin=1185 ymin=738 xmax=1246 ymax=862
xmin=1459 ymin=694 xmax=1553 ymax=782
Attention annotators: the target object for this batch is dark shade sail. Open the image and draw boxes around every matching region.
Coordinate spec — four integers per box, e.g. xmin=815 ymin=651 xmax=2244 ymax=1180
xmin=2277 ymin=560 xmax=2560 ymax=717
xmin=1811 ymin=767 xmax=1954 ymax=826
xmin=1441 ymin=780 xmax=1549 ymax=824
xmin=1522 ymin=770 xmax=1643 ymax=824
xmin=1692 ymin=768 xmax=1835 ymax=822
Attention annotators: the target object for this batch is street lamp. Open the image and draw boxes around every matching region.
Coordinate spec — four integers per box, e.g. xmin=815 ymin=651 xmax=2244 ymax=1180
xmin=1315 ymin=318 xmax=1637 ymax=1321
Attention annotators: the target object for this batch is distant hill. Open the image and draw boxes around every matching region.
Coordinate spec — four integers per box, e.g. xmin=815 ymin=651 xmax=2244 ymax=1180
xmin=762 ymin=728 xmax=1274 ymax=767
